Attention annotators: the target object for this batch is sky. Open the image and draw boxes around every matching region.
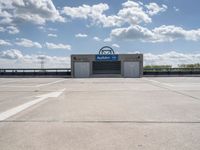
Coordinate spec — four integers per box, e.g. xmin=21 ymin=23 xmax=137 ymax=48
xmin=0 ymin=0 xmax=200 ymax=68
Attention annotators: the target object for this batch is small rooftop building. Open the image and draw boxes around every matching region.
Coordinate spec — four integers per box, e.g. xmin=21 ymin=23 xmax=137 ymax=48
xmin=71 ymin=46 xmax=143 ymax=78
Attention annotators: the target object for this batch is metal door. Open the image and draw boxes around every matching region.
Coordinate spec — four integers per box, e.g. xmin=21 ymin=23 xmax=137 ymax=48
xmin=93 ymin=61 xmax=121 ymax=74
xmin=123 ymin=62 xmax=140 ymax=77
xmin=74 ymin=62 xmax=90 ymax=78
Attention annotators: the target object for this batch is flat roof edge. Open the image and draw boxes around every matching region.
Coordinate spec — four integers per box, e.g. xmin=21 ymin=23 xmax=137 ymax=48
xmin=71 ymin=54 xmax=143 ymax=56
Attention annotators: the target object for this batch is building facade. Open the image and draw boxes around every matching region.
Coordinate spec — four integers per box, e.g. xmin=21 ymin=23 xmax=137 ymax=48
xmin=71 ymin=46 xmax=143 ymax=78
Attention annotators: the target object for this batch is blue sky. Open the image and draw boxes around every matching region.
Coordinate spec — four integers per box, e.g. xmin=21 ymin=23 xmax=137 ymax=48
xmin=0 ymin=0 xmax=200 ymax=68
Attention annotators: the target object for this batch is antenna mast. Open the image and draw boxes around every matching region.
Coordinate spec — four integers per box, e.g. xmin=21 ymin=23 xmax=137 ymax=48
xmin=38 ymin=56 xmax=45 ymax=69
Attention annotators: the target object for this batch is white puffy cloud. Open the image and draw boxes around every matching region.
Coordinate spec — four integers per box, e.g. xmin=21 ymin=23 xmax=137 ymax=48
xmin=62 ymin=3 xmax=109 ymax=20
xmin=173 ymin=6 xmax=179 ymax=12
xmin=75 ymin=33 xmax=88 ymax=38
xmin=110 ymin=25 xmax=154 ymax=41
xmin=0 ymin=26 xmax=19 ymax=34
xmin=110 ymin=25 xmax=200 ymax=42
xmin=145 ymin=3 xmax=167 ymax=16
xmin=6 ymin=26 xmax=19 ymax=34
xmin=62 ymin=4 xmax=91 ymax=19
xmin=144 ymin=51 xmax=200 ymax=67
xmin=112 ymin=44 xmax=120 ymax=48
xmin=0 ymin=0 xmax=65 ymax=25
xmin=0 ymin=26 xmax=5 ymax=32
xmin=38 ymin=26 xmax=57 ymax=33
xmin=15 ymin=38 xmax=42 ymax=48
xmin=0 ymin=39 xmax=12 ymax=46
xmin=0 ymin=49 xmax=70 ymax=68
xmin=152 ymin=25 xmax=200 ymax=42
xmin=0 ymin=1 xmax=13 ymax=24
xmin=104 ymin=38 xmax=112 ymax=42
xmin=62 ymin=3 xmax=118 ymax=27
xmin=0 ymin=50 xmax=199 ymax=68
xmin=0 ymin=49 xmax=23 ymax=59
xmin=62 ymin=1 xmax=166 ymax=27
xmin=48 ymin=33 xmax=57 ymax=37
xmin=117 ymin=1 xmax=151 ymax=25
xmin=93 ymin=36 xmax=101 ymax=41
xmin=21 ymin=54 xmax=70 ymax=68
xmin=45 ymin=42 xmax=71 ymax=50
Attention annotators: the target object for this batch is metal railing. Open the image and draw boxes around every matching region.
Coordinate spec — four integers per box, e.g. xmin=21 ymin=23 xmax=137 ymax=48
xmin=0 ymin=68 xmax=71 ymax=76
xmin=0 ymin=67 xmax=200 ymax=77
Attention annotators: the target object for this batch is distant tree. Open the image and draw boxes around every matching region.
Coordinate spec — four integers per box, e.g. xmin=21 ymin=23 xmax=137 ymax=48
xmin=144 ymin=65 xmax=172 ymax=69
xmin=178 ymin=63 xmax=200 ymax=68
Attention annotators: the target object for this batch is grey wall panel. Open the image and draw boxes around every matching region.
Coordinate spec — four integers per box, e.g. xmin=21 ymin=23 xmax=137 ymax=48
xmin=124 ymin=62 xmax=140 ymax=78
xmin=74 ymin=62 xmax=90 ymax=78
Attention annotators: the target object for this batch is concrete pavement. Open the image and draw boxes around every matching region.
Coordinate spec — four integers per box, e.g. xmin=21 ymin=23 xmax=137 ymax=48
xmin=0 ymin=77 xmax=200 ymax=150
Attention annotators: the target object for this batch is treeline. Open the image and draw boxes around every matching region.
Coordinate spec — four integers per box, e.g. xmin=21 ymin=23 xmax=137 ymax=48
xmin=144 ymin=64 xmax=200 ymax=68
xmin=178 ymin=64 xmax=200 ymax=68
xmin=144 ymin=65 xmax=172 ymax=69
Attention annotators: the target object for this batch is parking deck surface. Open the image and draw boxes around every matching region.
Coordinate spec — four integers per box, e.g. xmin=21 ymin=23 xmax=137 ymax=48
xmin=0 ymin=77 xmax=200 ymax=150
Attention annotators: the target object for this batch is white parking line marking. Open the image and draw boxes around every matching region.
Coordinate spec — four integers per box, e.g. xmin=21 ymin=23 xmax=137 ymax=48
xmin=0 ymin=88 xmax=65 ymax=121
xmin=143 ymin=78 xmax=174 ymax=87
xmin=36 ymin=79 xmax=67 ymax=87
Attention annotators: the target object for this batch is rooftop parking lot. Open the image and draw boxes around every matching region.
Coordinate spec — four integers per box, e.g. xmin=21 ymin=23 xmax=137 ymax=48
xmin=0 ymin=77 xmax=200 ymax=150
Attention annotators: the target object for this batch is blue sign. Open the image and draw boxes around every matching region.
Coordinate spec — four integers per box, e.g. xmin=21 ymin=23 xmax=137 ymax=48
xmin=96 ymin=55 xmax=118 ymax=61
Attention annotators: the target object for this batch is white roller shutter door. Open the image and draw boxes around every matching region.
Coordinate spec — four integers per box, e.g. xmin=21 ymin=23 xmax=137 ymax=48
xmin=124 ymin=62 xmax=140 ymax=78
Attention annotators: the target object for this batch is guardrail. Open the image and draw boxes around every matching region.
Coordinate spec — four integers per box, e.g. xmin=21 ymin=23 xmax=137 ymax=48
xmin=0 ymin=68 xmax=200 ymax=77
xmin=0 ymin=68 xmax=71 ymax=77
